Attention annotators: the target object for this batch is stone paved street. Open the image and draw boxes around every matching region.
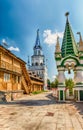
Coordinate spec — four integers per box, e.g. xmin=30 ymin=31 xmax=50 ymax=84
xmin=0 ymin=91 xmax=83 ymax=130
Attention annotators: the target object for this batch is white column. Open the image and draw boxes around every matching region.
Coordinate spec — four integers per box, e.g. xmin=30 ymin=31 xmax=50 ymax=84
xmin=74 ymin=67 xmax=83 ymax=83
xmin=78 ymin=90 xmax=80 ymax=101
xmin=59 ymin=90 xmax=60 ymax=101
xmin=63 ymin=91 xmax=65 ymax=101
xmin=57 ymin=67 xmax=65 ymax=83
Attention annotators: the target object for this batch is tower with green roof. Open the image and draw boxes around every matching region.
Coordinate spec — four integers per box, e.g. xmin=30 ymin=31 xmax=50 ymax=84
xmin=61 ymin=12 xmax=78 ymax=57
xmin=55 ymin=12 xmax=83 ymax=102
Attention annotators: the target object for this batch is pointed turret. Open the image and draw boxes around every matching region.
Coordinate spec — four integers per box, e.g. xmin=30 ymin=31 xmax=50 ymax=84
xmin=61 ymin=12 xmax=78 ymax=57
xmin=27 ymin=56 xmax=30 ymax=68
xmin=34 ymin=29 xmax=42 ymax=49
xmin=55 ymin=36 xmax=61 ymax=53
xmin=55 ymin=36 xmax=62 ymax=62
xmin=33 ymin=29 xmax=43 ymax=55
xmin=77 ymin=32 xmax=83 ymax=51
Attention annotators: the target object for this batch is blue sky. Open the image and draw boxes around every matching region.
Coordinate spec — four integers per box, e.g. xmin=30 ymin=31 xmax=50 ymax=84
xmin=0 ymin=0 xmax=83 ymax=81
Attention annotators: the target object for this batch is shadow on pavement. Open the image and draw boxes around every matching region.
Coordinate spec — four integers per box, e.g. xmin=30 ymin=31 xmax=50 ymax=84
xmin=0 ymin=93 xmax=57 ymax=106
xmin=65 ymin=101 xmax=83 ymax=117
xmin=0 ymin=93 xmax=83 ymax=118
xmin=72 ymin=102 xmax=83 ymax=116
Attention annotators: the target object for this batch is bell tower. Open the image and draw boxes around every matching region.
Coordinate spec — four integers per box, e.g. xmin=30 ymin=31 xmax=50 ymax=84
xmin=28 ymin=29 xmax=48 ymax=90
xmin=31 ymin=29 xmax=45 ymax=67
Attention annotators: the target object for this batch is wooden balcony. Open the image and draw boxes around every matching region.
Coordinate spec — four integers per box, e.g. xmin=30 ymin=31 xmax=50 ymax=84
xmin=0 ymin=60 xmax=22 ymax=74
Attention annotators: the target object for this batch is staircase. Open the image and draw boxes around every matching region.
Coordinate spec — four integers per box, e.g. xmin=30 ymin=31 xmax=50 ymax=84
xmin=22 ymin=76 xmax=29 ymax=94
xmin=21 ymin=64 xmax=32 ymax=94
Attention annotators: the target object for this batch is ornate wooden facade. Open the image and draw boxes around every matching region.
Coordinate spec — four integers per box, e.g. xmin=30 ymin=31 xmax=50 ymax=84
xmin=21 ymin=65 xmax=43 ymax=94
xmin=29 ymin=71 xmax=43 ymax=92
xmin=0 ymin=45 xmax=26 ymax=101
xmin=0 ymin=45 xmax=43 ymax=101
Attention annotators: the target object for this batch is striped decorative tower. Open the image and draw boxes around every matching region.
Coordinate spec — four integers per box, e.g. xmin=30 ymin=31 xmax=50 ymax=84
xmin=55 ymin=12 xmax=83 ymax=102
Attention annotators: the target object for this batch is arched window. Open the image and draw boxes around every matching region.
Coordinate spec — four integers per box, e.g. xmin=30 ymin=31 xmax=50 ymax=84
xmin=38 ymin=50 xmax=41 ymax=55
xmin=35 ymin=62 xmax=38 ymax=66
xmin=32 ymin=63 xmax=34 ymax=66
xmin=34 ymin=50 xmax=37 ymax=55
xmin=40 ymin=63 xmax=43 ymax=66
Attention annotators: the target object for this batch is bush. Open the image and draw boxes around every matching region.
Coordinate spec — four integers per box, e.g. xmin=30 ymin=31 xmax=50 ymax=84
xmin=32 ymin=90 xmax=47 ymax=95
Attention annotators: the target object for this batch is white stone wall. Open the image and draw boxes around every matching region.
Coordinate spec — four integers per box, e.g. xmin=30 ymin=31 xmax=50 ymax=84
xmin=32 ymin=56 xmax=44 ymax=66
xmin=56 ymin=60 xmax=61 ymax=66
xmin=57 ymin=68 xmax=65 ymax=83
xmin=74 ymin=67 xmax=83 ymax=83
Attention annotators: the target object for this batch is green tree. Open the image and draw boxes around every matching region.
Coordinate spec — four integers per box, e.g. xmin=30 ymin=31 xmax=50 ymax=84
xmin=50 ymin=81 xmax=55 ymax=88
xmin=65 ymin=79 xmax=74 ymax=95
xmin=47 ymin=79 xmax=51 ymax=89
xmin=50 ymin=78 xmax=59 ymax=88
xmin=54 ymin=78 xmax=59 ymax=88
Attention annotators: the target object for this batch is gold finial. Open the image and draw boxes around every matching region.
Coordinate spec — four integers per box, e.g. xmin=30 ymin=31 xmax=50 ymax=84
xmin=65 ymin=12 xmax=69 ymax=18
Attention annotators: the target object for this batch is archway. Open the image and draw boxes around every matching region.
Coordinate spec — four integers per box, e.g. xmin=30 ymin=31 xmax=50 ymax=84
xmin=55 ymin=12 xmax=83 ymax=102
xmin=65 ymin=69 xmax=74 ymax=100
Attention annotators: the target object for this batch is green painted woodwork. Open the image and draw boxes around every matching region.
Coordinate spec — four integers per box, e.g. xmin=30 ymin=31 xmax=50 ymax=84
xmin=80 ymin=90 xmax=83 ymax=101
xmin=61 ymin=18 xmax=78 ymax=57
xmin=55 ymin=57 xmax=61 ymax=61
xmin=76 ymin=83 xmax=83 ymax=85
xmin=79 ymin=56 xmax=83 ymax=60
xmin=61 ymin=55 xmax=80 ymax=66
xmin=60 ymin=90 xmax=63 ymax=100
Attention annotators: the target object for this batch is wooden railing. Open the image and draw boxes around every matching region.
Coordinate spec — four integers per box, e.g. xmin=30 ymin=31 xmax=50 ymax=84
xmin=0 ymin=60 xmax=22 ymax=74
xmin=21 ymin=76 xmax=29 ymax=94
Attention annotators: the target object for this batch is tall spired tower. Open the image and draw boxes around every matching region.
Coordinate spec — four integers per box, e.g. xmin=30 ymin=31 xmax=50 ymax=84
xmin=55 ymin=12 xmax=83 ymax=102
xmin=28 ymin=29 xmax=48 ymax=90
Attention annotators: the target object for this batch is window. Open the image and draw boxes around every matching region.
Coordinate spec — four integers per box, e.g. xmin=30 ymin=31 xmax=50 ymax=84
xmin=38 ymin=50 xmax=40 ymax=55
xmin=4 ymin=73 xmax=10 ymax=82
xmin=18 ymin=76 xmax=21 ymax=83
xmin=16 ymin=76 xmax=18 ymax=83
xmin=32 ymin=63 xmax=34 ymax=66
xmin=34 ymin=50 xmax=37 ymax=55
xmin=13 ymin=75 xmax=20 ymax=83
xmin=40 ymin=63 xmax=43 ymax=66
xmin=35 ymin=62 xmax=38 ymax=66
xmin=13 ymin=75 xmax=16 ymax=83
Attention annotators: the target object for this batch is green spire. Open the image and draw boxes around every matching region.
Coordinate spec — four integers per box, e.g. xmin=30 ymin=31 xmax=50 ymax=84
xmin=61 ymin=12 xmax=78 ymax=57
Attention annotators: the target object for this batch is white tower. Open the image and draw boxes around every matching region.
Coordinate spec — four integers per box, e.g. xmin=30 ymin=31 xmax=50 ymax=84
xmin=28 ymin=29 xmax=48 ymax=90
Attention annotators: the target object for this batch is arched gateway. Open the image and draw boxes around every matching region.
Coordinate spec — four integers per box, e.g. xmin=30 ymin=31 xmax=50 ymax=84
xmin=55 ymin=12 xmax=83 ymax=102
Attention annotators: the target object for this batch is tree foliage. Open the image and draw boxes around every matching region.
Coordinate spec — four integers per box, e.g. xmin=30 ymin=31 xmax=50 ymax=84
xmin=50 ymin=78 xmax=59 ymax=88
xmin=47 ymin=79 xmax=51 ymax=89
xmin=47 ymin=79 xmax=51 ymax=86
xmin=65 ymin=79 xmax=74 ymax=95
xmin=65 ymin=79 xmax=74 ymax=89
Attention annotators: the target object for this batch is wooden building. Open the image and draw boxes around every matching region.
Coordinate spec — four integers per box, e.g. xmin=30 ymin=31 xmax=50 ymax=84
xmin=0 ymin=45 xmax=27 ymax=101
xmin=29 ymin=71 xmax=43 ymax=92
xmin=0 ymin=45 xmax=43 ymax=101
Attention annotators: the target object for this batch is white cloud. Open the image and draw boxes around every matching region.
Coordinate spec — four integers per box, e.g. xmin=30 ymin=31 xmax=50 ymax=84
xmin=43 ymin=29 xmax=63 ymax=46
xmin=52 ymin=75 xmax=56 ymax=79
xmin=1 ymin=38 xmax=20 ymax=52
xmin=2 ymin=39 xmax=6 ymax=43
xmin=1 ymin=39 xmax=8 ymax=46
xmin=8 ymin=46 xmax=20 ymax=52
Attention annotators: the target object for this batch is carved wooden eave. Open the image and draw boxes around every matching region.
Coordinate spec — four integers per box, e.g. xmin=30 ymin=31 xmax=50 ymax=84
xmin=0 ymin=45 xmax=26 ymax=64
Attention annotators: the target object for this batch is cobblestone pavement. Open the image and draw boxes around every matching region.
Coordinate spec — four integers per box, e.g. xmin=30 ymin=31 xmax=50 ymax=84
xmin=0 ymin=91 xmax=83 ymax=130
